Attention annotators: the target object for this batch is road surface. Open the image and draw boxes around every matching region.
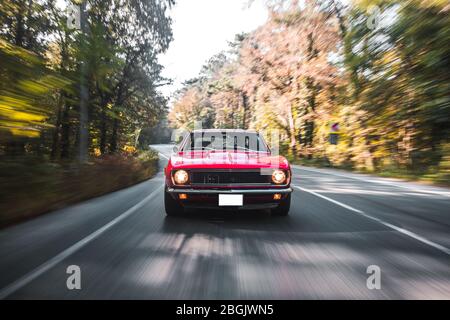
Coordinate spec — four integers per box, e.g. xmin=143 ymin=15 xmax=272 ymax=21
xmin=0 ymin=144 xmax=449 ymax=299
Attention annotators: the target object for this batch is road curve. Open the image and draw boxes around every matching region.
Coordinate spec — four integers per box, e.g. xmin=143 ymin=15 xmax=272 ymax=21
xmin=0 ymin=144 xmax=449 ymax=299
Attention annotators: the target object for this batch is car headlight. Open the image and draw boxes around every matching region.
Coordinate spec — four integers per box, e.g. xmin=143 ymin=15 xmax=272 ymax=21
xmin=271 ymin=169 xmax=286 ymax=184
xmin=173 ymin=170 xmax=189 ymax=184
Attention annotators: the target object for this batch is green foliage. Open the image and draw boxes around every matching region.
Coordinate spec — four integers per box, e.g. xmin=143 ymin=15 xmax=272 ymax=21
xmin=0 ymin=0 xmax=173 ymax=222
xmin=0 ymin=0 xmax=173 ymax=158
xmin=0 ymin=39 xmax=71 ymax=138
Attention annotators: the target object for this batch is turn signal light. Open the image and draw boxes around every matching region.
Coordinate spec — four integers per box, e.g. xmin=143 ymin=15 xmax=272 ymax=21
xmin=273 ymin=193 xmax=282 ymax=200
xmin=179 ymin=193 xmax=188 ymax=200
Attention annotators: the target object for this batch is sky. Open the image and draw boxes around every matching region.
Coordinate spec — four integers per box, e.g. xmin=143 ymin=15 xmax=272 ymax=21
xmin=158 ymin=0 xmax=269 ymax=99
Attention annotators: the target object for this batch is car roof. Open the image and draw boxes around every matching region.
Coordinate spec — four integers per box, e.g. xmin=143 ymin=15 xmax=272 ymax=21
xmin=191 ymin=129 xmax=258 ymax=134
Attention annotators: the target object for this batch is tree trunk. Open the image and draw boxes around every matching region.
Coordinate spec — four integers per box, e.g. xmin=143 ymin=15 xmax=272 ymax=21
xmin=287 ymin=104 xmax=297 ymax=157
xmin=50 ymin=94 xmax=64 ymax=160
xmin=110 ymin=118 xmax=119 ymax=153
xmin=5 ymin=2 xmax=27 ymax=157
xmin=24 ymin=0 xmax=33 ymax=49
xmin=78 ymin=1 xmax=89 ymax=163
xmin=364 ymin=135 xmax=375 ymax=171
xmin=306 ymin=121 xmax=314 ymax=147
xmin=241 ymin=91 xmax=249 ymax=129
xmin=99 ymin=104 xmax=108 ymax=154
xmin=15 ymin=10 xmax=24 ymax=47
xmin=60 ymin=104 xmax=70 ymax=159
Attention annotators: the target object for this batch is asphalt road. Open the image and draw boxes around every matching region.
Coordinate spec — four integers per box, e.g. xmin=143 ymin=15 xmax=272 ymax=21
xmin=0 ymin=144 xmax=449 ymax=299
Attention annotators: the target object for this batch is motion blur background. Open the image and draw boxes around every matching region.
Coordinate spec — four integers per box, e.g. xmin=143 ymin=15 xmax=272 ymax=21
xmin=0 ymin=0 xmax=449 ymax=226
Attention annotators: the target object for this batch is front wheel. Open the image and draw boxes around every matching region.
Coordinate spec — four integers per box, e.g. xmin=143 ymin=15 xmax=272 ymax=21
xmin=271 ymin=193 xmax=291 ymax=216
xmin=164 ymin=188 xmax=184 ymax=216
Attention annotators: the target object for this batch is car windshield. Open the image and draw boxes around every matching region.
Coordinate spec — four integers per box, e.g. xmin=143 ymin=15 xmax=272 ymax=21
xmin=181 ymin=132 xmax=268 ymax=152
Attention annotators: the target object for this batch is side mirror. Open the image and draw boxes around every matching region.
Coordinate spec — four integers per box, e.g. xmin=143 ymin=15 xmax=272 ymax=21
xmin=172 ymin=145 xmax=179 ymax=154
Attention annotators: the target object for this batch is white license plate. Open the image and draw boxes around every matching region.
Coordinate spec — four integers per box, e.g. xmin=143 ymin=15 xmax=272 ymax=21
xmin=218 ymin=194 xmax=243 ymax=206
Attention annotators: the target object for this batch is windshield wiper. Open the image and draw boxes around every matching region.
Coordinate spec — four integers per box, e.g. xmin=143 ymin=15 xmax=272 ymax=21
xmin=184 ymin=147 xmax=214 ymax=151
xmin=232 ymin=146 xmax=265 ymax=152
xmin=184 ymin=146 xmax=266 ymax=152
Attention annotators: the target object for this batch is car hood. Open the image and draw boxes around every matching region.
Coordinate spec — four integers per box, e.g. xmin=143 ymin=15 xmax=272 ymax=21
xmin=170 ymin=151 xmax=290 ymax=170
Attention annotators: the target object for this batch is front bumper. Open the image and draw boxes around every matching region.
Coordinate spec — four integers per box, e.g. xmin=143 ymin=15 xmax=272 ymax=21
xmin=167 ymin=187 xmax=293 ymax=194
xmin=167 ymin=187 xmax=292 ymax=210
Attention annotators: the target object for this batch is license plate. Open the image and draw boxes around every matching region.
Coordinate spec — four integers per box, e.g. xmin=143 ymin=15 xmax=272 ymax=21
xmin=218 ymin=194 xmax=243 ymax=206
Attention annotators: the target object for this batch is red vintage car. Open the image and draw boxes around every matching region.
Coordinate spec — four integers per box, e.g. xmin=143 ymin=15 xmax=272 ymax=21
xmin=164 ymin=129 xmax=293 ymax=216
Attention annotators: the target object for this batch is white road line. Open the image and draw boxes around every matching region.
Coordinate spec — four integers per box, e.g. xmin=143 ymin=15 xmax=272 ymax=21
xmin=0 ymin=185 xmax=163 ymax=300
xmin=294 ymin=185 xmax=450 ymax=256
xmin=158 ymin=152 xmax=169 ymax=160
xmin=293 ymin=165 xmax=450 ymax=198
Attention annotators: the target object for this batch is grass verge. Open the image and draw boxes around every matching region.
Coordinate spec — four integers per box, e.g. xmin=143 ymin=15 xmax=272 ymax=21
xmin=291 ymin=158 xmax=450 ymax=188
xmin=0 ymin=149 xmax=159 ymax=228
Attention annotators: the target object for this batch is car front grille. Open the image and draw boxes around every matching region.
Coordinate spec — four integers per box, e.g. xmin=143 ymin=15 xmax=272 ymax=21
xmin=190 ymin=170 xmax=271 ymax=185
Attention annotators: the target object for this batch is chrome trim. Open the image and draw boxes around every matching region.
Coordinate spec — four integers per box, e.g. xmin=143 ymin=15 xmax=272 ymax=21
xmin=190 ymin=183 xmax=277 ymax=187
xmin=175 ymin=168 xmax=291 ymax=188
xmin=182 ymin=203 xmax=279 ymax=210
xmin=167 ymin=187 xmax=293 ymax=194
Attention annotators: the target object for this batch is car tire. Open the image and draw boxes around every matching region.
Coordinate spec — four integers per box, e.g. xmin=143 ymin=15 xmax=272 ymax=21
xmin=271 ymin=193 xmax=291 ymax=216
xmin=164 ymin=188 xmax=184 ymax=216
